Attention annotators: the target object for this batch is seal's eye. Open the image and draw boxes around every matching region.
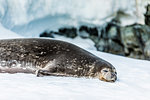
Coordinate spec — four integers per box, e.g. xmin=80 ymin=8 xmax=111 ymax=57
xmin=103 ymin=70 xmax=108 ymax=72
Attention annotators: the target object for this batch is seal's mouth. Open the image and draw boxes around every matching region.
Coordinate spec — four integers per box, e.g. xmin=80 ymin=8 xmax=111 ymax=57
xmin=99 ymin=75 xmax=117 ymax=82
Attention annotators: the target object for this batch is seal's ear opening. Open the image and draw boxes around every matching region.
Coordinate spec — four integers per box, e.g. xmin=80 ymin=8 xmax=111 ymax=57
xmin=99 ymin=67 xmax=117 ymax=82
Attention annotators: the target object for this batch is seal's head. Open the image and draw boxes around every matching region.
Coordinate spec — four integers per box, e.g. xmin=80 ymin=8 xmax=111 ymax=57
xmin=99 ymin=66 xmax=117 ymax=82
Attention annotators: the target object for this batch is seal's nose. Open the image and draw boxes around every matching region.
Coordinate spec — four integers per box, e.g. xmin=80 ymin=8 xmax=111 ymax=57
xmin=111 ymin=73 xmax=117 ymax=81
xmin=111 ymin=73 xmax=115 ymax=78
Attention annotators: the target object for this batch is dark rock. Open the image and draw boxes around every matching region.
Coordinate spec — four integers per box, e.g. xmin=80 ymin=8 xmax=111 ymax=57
xmin=58 ymin=27 xmax=77 ymax=38
xmin=95 ymin=38 xmax=124 ymax=56
xmin=95 ymin=19 xmax=150 ymax=60
xmin=99 ymin=19 xmax=121 ymax=41
xmin=120 ymin=23 xmax=150 ymax=59
xmin=106 ymin=22 xmax=122 ymax=46
xmin=79 ymin=25 xmax=99 ymax=44
xmin=144 ymin=40 xmax=150 ymax=60
xmin=145 ymin=4 xmax=150 ymax=26
xmin=107 ymin=39 xmax=124 ymax=55
xmin=137 ymin=25 xmax=150 ymax=43
xmin=121 ymin=25 xmax=142 ymax=58
xmin=79 ymin=25 xmax=98 ymax=37
xmin=39 ymin=31 xmax=54 ymax=38
xmin=121 ymin=25 xmax=140 ymax=50
xmin=95 ymin=20 xmax=124 ymax=55
xmin=95 ymin=39 xmax=108 ymax=52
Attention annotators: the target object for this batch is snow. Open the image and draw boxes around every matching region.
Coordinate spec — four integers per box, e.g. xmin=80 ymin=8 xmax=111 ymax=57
xmin=0 ymin=1 xmax=150 ymax=100
xmin=0 ymin=0 xmax=148 ymax=37
xmin=0 ymin=23 xmax=22 ymax=39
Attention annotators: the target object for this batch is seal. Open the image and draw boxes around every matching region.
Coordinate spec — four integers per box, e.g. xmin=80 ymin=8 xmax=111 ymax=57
xmin=0 ymin=38 xmax=117 ymax=82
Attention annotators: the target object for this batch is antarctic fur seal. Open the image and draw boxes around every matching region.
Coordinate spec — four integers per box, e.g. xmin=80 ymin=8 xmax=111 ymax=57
xmin=0 ymin=38 xmax=117 ymax=82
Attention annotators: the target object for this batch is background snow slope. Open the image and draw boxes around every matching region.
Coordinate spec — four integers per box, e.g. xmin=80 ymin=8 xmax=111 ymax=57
xmin=0 ymin=23 xmax=22 ymax=39
xmin=0 ymin=0 xmax=149 ymax=37
xmin=0 ymin=24 xmax=150 ymax=100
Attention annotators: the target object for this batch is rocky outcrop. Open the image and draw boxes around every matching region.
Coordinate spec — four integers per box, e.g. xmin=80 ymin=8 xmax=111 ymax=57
xmin=39 ymin=5 xmax=150 ymax=60
xmin=145 ymin=4 xmax=150 ymax=26
xmin=58 ymin=27 xmax=77 ymax=38
xmin=120 ymin=24 xmax=150 ymax=59
xmin=39 ymin=31 xmax=54 ymax=38
xmin=40 ymin=27 xmax=77 ymax=38
xmin=95 ymin=20 xmax=124 ymax=56
xmin=144 ymin=40 xmax=150 ymax=60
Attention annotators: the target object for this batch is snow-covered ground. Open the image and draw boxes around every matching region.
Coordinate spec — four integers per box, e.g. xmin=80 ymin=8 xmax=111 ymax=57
xmin=0 ymin=24 xmax=150 ymax=100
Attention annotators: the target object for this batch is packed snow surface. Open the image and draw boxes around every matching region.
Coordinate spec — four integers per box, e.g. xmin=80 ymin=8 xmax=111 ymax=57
xmin=0 ymin=24 xmax=150 ymax=100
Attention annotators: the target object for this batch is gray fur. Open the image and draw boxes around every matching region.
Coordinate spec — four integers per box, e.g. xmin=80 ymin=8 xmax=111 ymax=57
xmin=0 ymin=38 xmax=117 ymax=82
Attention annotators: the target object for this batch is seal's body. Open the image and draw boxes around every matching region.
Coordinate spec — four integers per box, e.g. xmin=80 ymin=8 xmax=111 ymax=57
xmin=0 ymin=38 xmax=117 ymax=82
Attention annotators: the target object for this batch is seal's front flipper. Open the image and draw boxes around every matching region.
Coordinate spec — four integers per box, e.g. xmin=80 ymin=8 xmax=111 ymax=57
xmin=35 ymin=59 xmax=57 ymax=77
xmin=35 ymin=69 xmax=44 ymax=77
xmin=35 ymin=59 xmax=68 ymax=77
xmin=35 ymin=69 xmax=67 ymax=77
xmin=35 ymin=69 xmax=55 ymax=77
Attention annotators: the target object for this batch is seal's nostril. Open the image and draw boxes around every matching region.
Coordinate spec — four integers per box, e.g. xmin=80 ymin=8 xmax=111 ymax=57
xmin=111 ymin=75 xmax=114 ymax=78
xmin=111 ymin=73 xmax=116 ymax=79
